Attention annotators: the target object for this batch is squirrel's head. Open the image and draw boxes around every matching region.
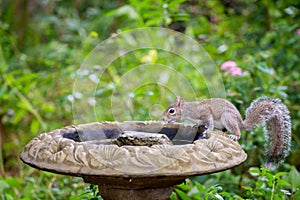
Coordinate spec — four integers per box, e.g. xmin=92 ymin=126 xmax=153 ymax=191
xmin=162 ymin=96 xmax=184 ymax=123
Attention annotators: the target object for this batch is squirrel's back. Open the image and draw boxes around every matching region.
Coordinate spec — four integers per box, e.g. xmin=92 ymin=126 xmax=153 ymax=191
xmin=196 ymin=98 xmax=241 ymax=117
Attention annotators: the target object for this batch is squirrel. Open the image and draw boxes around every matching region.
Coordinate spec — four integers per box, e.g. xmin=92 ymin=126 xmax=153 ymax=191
xmin=162 ymin=96 xmax=291 ymax=167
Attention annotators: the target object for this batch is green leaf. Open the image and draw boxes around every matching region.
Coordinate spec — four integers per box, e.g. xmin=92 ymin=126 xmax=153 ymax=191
xmin=274 ymin=172 xmax=288 ymax=178
xmin=177 ymin=182 xmax=192 ymax=191
xmin=13 ymin=107 xmax=26 ymax=124
xmin=280 ymin=189 xmax=291 ymax=195
xmin=3 ymin=74 xmax=46 ymax=130
xmin=30 ymin=119 xmax=40 ymax=134
xmin=257 ymin=63 xmax=274 ymax=75
xmin=249 ymin=167 xmax=261 ymax=176
xmin=294 ymin=190 xmax=300 ymax=199
xmin=220 ymin=191 xmax=232 ymax=198
xmin=145 ymin=18 xmax=163 ymax=26
xmin=169 ymin=0 xmax=186 ymax=6
xmin=0 ymin=44 xmax=7 ymax=73
xmin=0 ymin=83 xmax=8 ymax=97
xmin=214 ymin=194 xmax=224 ymax=200
xmin=265 ymin=174 xmax=274 ymax=187
xmin=169 ymin=192 xmax=178 ymax=200
xmin=106 ymin=5 xmax=139 ymax=19
xmin=246 ymin=190 xmax=252 ymax=196
xmin=195 ymin=182 xmax=206 ymax=193
xmin=4 ymin=194 xmax=14 ymax=200
xmin=4 ymin=177 xmax=22 ymax=190
xmin=261 ymin=167 xmax=270 ymax=176
xmin=191 ymin=193 xmax=202 ymax=200
xmin=242 ymin=186 xmax=253 ymax=191
xmin=256 ymin=180 xmax=264 ymax=189
xmin=175 ymin=189 xmax=191 ymax=200
xmin=0 ymin=180 xmax=9 ymax=193
xmin=276 ymin=179 xmax=291 ymax=187
xmin=288 ymin=166 xmax=300 ymax=192
xmin=69 ymin=196 xmax=81 ymax=200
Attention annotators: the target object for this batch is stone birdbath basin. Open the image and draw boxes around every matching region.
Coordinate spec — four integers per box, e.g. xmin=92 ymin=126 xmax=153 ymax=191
xmin=20 ymin=121 xmax=247 ymax=200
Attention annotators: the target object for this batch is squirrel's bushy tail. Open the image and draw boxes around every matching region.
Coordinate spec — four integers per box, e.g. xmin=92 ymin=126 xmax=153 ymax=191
xmin=244 ymin=96 xmax=291 ymax=167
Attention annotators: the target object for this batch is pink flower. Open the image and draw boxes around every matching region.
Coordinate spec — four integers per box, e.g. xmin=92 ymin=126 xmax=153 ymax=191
xmin=221 ymin=60 xmax=237 ymax=70
xmin=297 ymin=29 xmax=300 ymax=35
xmin=242 ymin=71 xmax=249 ymax=76
xmin=230 ymin=67 xmax=242 ymax=76
xmin=221 ymin=60 xmax=249 ymax=77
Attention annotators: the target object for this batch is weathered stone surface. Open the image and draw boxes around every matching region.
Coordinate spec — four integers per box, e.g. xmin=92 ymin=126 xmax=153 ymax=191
xmin=20 ymin=121 xmax=247 ymax=177
xmin=20 ymin=121 xmax=247 ymax=200
xmin=115 ymin=131 xmax=172 ymax=146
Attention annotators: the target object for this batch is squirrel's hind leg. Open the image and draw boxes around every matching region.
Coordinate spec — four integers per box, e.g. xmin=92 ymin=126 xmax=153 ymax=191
xmin=220 ymin=113 xmax=241 ymax=141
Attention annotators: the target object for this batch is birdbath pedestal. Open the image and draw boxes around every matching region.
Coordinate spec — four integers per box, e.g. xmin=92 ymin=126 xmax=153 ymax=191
xmin=20 ymin=121 xmax=247 ymax=200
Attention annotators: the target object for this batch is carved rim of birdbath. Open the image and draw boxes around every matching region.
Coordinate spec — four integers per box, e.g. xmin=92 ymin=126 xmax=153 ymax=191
xmin=20 ymin=121 xmax=247 ymax=177
xmin=20 ymin=121 xmax=247 ymax=200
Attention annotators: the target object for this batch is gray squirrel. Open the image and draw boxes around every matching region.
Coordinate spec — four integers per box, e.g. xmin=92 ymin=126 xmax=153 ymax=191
xmin=162 ymin=96 xmax=291 ymax=166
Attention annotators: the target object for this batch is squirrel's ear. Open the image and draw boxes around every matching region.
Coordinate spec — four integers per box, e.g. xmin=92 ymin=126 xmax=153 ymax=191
xmin=176 ymin=96 xmax=184 ymax=106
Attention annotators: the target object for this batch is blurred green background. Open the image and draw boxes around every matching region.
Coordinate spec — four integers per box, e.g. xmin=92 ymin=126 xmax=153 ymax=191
xmin=0 ymin=0 xmax=299 ymax=199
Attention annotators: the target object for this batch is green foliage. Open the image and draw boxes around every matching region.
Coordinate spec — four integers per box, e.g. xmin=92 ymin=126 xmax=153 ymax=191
xmin=172 ymin=177 xmax=243 ymax=200
xmin=173 ymin=166 xmax=300 ymax=200
xmin=0 ymin=0 xmax=299 ymax=199
xmin=242 ymin=166 xmax=300 ymax=200
xmin=0 ymin=171 xmax=101 ymax=200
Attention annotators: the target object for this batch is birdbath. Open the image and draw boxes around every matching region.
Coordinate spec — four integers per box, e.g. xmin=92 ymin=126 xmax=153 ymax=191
xmin=20 ymin=121 xmax=247 ymax=200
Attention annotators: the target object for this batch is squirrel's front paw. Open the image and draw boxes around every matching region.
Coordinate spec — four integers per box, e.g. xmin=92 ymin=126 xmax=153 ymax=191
xmin=201 ymin=130 xmax=208 ymax=139
xmin=228 ymin=135 xmax=239 ymax=142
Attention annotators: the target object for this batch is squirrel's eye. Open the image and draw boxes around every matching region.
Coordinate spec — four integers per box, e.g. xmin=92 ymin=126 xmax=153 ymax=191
xmin=168 ymin=108 xmax=176 ymax=115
